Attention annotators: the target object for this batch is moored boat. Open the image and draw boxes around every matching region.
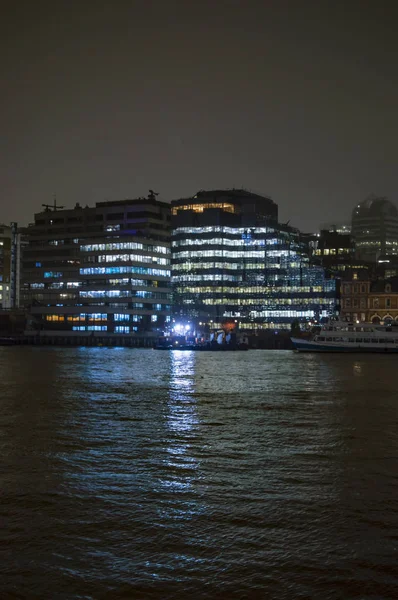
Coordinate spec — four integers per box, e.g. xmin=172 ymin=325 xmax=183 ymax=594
xmin=291 ymin=320 xmax=398 ymax=353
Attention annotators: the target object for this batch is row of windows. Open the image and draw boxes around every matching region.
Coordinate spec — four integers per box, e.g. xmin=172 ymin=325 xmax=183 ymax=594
xmin=344 ymin=298 xmax=394 ymax=309
xmin=247 ymin=310 xmax=329 ymax=318
xmin=79 ymin=290 xmax=171 ymax=299
xmin=96 ymin=254 xmax=169 ymax=265
xmin=318 ymin=336 xmax=398 ymax=344
xmin=344 ymin=298 xmax=368 ymax=308
xmin=80 ymin=242 xmax=169 ymax=254
xmin=172 ymin=274 xmax=243 ymax=282
xmin=172 ymin=202 xmax=237 ymax=215
xmin=172 ymin=238 xmax=247 ymax=248
xmin=173 ymin=226 xmax=292 ymax=237
xmin=174 ymin=285 xmax=328 ymax=294
xmin=194 ymin=297 xmax=334 ymax=306
xmin=343 ymin=284 xmax=370 ymax=294
xmin=313 ymin=248 xmax=351 ymax=255
xmin=173 ymin=250 xmax=268 ymax=259
xmin=172 ymin=261 xmax=316 ymax=272
xmin=46 ymin=314 xmax=145 ymax=322
xmin=80 ymin=267 xmax=170 ymax=277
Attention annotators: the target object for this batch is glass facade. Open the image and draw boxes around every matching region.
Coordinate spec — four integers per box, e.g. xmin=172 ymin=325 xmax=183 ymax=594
xmin=172 ymin=224 xmax=337 ymax=330
xmin=21 ymin=197 xmax=172 ymax=335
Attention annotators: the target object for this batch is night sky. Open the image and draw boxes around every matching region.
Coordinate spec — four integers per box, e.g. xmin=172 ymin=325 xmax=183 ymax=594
xmin=1 ymin=0 xmax=397 ymax=231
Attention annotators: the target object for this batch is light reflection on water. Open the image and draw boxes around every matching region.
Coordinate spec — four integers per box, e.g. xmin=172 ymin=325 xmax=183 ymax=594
xmin=1 ymin=347 xmax=398 ymax=599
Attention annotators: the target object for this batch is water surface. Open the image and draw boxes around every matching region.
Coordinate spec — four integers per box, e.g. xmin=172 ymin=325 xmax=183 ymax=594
xmin=1 ymin=348 xmax=397 ymax=599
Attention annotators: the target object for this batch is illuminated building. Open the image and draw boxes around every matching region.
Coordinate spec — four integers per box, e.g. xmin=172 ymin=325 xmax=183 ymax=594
xmin=21 ymin=194 xmax=171 ymax=335
xmin=341 ymin=276 xmax=398 ymax=324
xmin=171 ymin=190 xmax=337 ymax=331
xmin=0 ymin=223 xmax=21 ymax=309
xmin=310 ymin=229 xmax=355 ymax=274
xmin=320 ymin=222 xmax=351 ymax=235
xmin=352 ymin=195 xmax=398 ymax=262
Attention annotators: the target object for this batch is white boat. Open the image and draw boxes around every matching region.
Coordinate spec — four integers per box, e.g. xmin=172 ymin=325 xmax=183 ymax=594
xmin=291 ymin=320 xmax=398 ymax=353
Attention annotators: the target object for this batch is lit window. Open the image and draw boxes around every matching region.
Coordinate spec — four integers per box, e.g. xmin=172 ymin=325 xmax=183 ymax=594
xmin=114 ymin=314 xmax=129 ymax=321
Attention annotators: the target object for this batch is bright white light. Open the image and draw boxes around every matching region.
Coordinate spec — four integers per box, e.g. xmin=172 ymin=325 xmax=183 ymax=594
xmin=174 ymin=324 xmax=183 ymax=333
xmin=185 ymin=325 xmax=190 ymax=331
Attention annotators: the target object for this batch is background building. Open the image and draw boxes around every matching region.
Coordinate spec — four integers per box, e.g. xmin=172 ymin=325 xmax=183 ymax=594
xmin=320 ymin=223 xmax=351 ymax=235
xmin=352 ymin=195 xmax=398 ymax=262
xmin=21 ymin=194 xmax=172 ymax=337
xmin=0 ymin=222 xmax=21 ymax=309
xmin=310 ymin=229 xmax=354 ymax=274
xmin=172 ymin=189 xmax=337 ymax=332
xmin=340 ymin=276 xmax=398 ymax=323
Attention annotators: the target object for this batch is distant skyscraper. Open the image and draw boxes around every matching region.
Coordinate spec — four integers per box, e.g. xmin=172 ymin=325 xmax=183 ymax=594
xmin=352 ymin=195 xmax=398 ymax=261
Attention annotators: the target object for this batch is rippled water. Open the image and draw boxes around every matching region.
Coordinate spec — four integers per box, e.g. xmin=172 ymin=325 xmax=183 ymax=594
xmin=1 ymin=347 xmax=398 ymax=599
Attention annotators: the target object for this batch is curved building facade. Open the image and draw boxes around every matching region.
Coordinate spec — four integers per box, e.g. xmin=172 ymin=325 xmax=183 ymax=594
xmin=352 ymin=195 xmax=398 ymax=261
xmin=171 ymin=190 xmax=337 ymax=331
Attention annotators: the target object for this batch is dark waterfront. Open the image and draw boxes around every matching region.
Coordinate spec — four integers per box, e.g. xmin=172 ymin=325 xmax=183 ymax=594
xmin=1 ymin=348 xmax=398 ymax=600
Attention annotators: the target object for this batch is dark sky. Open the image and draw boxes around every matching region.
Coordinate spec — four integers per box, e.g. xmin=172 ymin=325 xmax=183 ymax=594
xmin=1 ymin=0 xmax=397 ymax=231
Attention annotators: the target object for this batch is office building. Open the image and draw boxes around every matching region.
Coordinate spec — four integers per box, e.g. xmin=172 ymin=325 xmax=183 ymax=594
xmin=21 ymin=194 xmax=172 ymax=336
xmin=171 ymin=189 xmax=337 ymax=331
xmin=0 ymin=222 xmax=21 ymax=309
xmin=352 ymin=195 xmax=398 ymax=261
xmin=310 ymin=229 xmax=355 ymax=274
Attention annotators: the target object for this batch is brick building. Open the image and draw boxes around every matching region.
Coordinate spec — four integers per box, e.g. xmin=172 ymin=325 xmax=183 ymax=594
xmin=341 ymin=276 xmax=398 ymax=323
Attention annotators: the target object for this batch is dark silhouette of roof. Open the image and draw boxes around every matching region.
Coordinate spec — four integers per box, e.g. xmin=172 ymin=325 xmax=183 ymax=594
xmin=371 ymin=277 xmax=398 ymax=293
xmin=352 ymin=195 xmax=398 ymax=220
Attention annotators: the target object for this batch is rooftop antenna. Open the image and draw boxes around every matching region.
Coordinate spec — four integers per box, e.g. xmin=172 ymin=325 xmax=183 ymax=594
xmin=42 ymin=193 xmax=64 ymax=212
xmin=148 ymin=189 xmax=159 ymax=200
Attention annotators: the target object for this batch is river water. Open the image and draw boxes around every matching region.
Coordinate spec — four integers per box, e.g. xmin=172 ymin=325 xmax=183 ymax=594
xmin=1 ymin=347 xmax=397 ymax=599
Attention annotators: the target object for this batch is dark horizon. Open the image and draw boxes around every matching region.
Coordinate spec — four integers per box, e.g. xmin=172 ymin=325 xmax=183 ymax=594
xmin=1 ymin=0 xmax=397 ymax=231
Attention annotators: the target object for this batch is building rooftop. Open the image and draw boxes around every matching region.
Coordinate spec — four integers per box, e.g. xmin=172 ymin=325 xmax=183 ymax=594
xmin=371 ymin=277 xmax=398 ymax=293
xmin=173 ymin=188 xmax=275 ymax=204
xmin=352 ymin=195 xmax=398 ymax=219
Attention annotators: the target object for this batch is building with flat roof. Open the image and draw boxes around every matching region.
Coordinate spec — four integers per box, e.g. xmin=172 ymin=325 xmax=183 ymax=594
xmin=21 ymin=194 xmax=172 ymax=337
xmin=172 ymin=188 xmax=278 ymax=224
xmin=171 ymin=190 xmax=337 ymax=332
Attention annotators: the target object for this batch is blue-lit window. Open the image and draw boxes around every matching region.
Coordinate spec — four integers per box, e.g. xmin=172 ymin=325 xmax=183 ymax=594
xmin=151 ymin=315 xmax=157 ymax=322
xmin=80 ymin=266 xmax=171 ymax=277
xmin=72 ymin=326 xmax=86 ymax=331
xmin=114 ymin=314 xmax=129 ymax=321
xmin=35 ymin=262 xmax=41 ymax=267
xmin=44 ymin=271 xmax=63 ymax=278
xmin=115 ymin=326 xmax=130 ymax=333
xmin=87 ymin=325 xmax=107 ymax=331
